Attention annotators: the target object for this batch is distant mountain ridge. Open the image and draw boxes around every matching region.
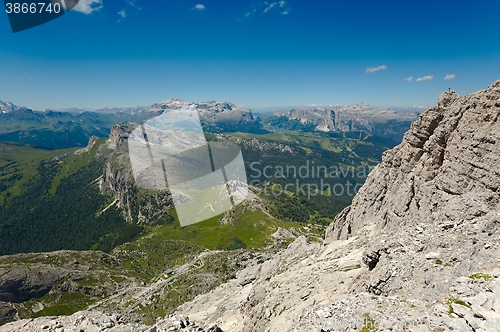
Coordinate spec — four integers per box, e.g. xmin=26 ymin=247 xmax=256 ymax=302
xmin=274 ymin=107 xmax=336 ymax=131
xmin=272 ymin=103 xmax=419 ymax=131
xmin=0 ymin=98 xmax=420 ymax=149
xmin=0 ymin=105 xmax=126 ymax=149
xmin=147 ymin=98 xmax=265 ymax=133
xmin=264 ymin=103 xmax=419 ymax=142
xmin=0 ymin=101 xmax=23 ymax=114
xmin=0 ymin=98 xmax=266 ymax=148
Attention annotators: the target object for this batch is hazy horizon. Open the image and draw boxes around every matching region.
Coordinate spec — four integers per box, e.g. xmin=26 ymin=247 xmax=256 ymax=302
xmin=2 ymin=98 xmax=432 ymax=114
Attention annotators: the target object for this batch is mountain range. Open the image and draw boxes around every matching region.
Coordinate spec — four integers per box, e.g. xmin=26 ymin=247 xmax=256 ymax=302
xmin=267 ymin=103 xmax=419 ymax=141
xmin=0 ymin=99 xmax=419 ymax=149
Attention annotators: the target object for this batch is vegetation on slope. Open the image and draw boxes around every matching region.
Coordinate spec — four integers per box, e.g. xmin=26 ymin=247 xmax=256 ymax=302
xmin=0 ymin=141 xmax=133 ymax=255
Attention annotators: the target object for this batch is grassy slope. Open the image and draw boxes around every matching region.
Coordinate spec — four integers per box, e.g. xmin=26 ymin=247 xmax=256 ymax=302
xmin=149 ymin=204 xmax=301 ymax=250
xmin=0 ymin=144 xmax=75 ymax=203
xmin=0 ymin=139 xmax=133 ymax=255
xmin=48 ymin=139 xmax=105 ymax=195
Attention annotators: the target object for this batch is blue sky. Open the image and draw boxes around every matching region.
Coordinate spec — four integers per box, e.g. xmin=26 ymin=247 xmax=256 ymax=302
xmin=0 ymin=0 xmax=499 ymax=111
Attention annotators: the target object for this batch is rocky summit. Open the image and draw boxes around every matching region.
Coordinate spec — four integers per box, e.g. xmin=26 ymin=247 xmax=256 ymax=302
xmin=4 ymin=82 xmax=500 ymax=331
xmin=0 ymin=101 xmax=23 ymax=114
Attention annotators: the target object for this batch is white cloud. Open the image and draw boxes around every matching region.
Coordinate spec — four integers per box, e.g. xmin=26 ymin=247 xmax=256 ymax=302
xmin=263 ymin=3 xmax=276 ymax=13
xmin=117 ymin=1 xmax=141 ymax=21
xmin=243 ymin=1 xmax=290 ymax=19
xmin=416 ymin=75 xmax=433 ymax=82
xmin=444 ymin=74 xmax=456 ymax=80
xmin=263 ymin=1 xmax=289 ymax=14
xmin=194 ymin=4 xmax=206 ymax=10
xmin=73 ymin=0 xmax=102 ymax=14
xmin=127 ymin=0 xmax=140 ymax=10
xmin=244 ymin=7 xmax=257 ymax=17
xmin=404 ymin=76 xmax=413 ymax=82
xmin=365 ymin=65 xmax=388 ymax=73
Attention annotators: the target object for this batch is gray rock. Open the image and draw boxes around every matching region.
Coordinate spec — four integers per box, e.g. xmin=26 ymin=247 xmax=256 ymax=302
xmin=0 ymin=265 xmax=68 ymax=302
xmin=273 ymin=104 xmax=419 ymax=137
xmin=0 ymin=302 xmax=16 ymax=322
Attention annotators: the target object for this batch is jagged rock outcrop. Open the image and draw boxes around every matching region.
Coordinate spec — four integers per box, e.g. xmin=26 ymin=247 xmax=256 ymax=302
xmin=197 ymin=101 xmax=256 ymax=123
xmin=168 ymin=82 xmax=500 ymax=331
xmin=326 ymin=82 xmax=500 ymax=242
xmin=107 ymin=122 xmax=138 ymax=151
xmin=74 ymin=135 xmax=99 ymax=155
xmin=148 ymin=99 xmax=256 ymax=122
xmin=146 ymin=99 xmax=263 ymax=133
xmin=99 ymin=123 xmax=137 ymax=221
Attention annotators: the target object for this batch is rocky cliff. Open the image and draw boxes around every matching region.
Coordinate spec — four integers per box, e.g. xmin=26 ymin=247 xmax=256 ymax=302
xmin=274 ymin=107 xmax=337 ymax=132
xmin=326 ymin=82 xmax=500 ymax=241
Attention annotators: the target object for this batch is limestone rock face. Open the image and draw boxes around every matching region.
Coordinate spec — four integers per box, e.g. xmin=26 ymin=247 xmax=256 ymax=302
xmin=0 ymin=265 xmax=66 ymax=303
xmin=326 ymin=81 xmax=500 ymax=241
xmin=107 ymin=122 xmax=138 ymax=151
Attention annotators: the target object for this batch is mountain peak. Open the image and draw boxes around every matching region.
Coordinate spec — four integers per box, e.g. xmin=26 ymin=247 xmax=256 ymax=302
xmin=0 ymin=100 xmax=23 ymax=113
